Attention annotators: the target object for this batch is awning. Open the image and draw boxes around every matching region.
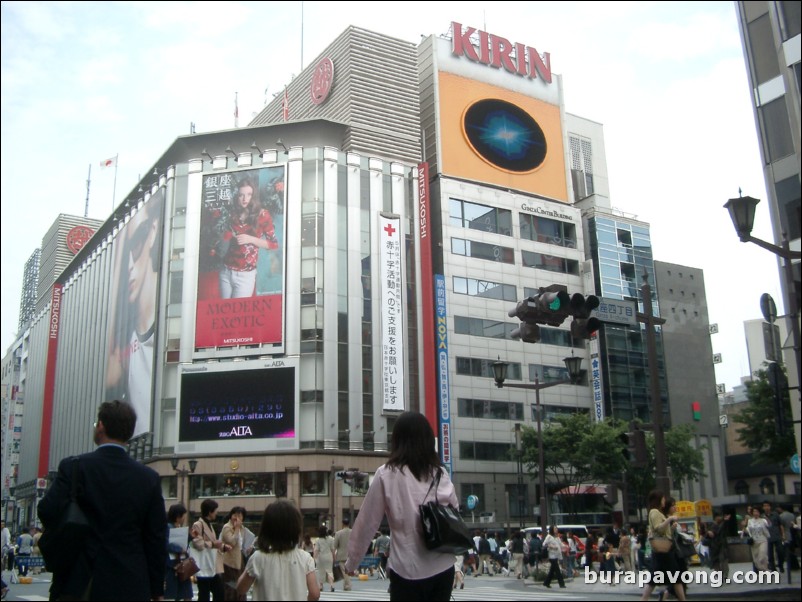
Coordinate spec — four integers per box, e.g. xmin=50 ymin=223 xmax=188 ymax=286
xmin=556 ymin=485 xmax=607 ymax=495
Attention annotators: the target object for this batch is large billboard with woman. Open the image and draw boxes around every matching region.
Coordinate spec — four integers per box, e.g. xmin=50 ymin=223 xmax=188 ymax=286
xmin=195 ymin=166 xmax=286 ymax=348
xmin=105 ymin=188 xmax=166 ymax=437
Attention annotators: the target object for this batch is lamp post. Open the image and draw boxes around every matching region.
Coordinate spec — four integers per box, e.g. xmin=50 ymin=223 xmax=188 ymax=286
xmin=170 ymin=456 xmax=198 ymax=512
xmin=514 ymin=423 xmax=525 ymax=529
xmin=724 ymin=194 xmax=801 ymax=453
xmin=493 ymin=356 xmax=583 ymax=532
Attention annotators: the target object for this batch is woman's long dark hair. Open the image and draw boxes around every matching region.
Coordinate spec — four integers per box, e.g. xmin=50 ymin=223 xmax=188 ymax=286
xmin=386 ymin=411 xmax=443 ymax=481
xmin=647 ymin=489 xmax=665 ymax=511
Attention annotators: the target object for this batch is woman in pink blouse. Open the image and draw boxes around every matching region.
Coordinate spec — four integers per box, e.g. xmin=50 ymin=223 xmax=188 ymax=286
xmin=344 ymin=412 xmax=457 ymax=601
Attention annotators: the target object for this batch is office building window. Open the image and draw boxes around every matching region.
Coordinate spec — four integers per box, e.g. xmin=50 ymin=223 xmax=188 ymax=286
xmin=452 ymin=238 xmax=515 ymax=264
xmin=521 ymin=250 xmax=580 ymax=275
xmin=760 ymin=98 xmax=795 ymax=162
xmin=520 ymin=213 xmax=577 ymax=248
xmin=459 ymin=441 xmax=514 ymax=462
xmin=449 ymin=198 xmax=512 ymax=236
xmin=458 ymin=397 xmax=524 ymax=420
xmin=457 ymin=356 xmax=521 ymax=380
xmin=453 ymin=276 xmax=517 ymax=301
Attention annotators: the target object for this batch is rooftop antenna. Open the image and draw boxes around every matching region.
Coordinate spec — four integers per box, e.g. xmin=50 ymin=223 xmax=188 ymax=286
xmin=85 ymin=164 xmax=91 ymax=218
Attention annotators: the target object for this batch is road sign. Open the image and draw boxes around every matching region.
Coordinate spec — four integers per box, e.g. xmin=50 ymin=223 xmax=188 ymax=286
xmin=719 ymin=415 xmax=729 ymax=427
xmin=791 ymin=454 xmax=800 ymax=474
xmin=709 ymin=323 xmax=719 ymax=334
xmin=715 ymin=383 xmax=726 ymax=394
xmin=760 ymin=293 xmax=777 ymax=324
xmin=466 ymin=494 xmax=479 ymax=510
xmin=712 ymin=353 xmax=722 ymax=364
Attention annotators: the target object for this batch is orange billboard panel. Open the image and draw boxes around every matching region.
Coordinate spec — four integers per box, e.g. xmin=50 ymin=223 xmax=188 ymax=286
xmin=439 ymin=72 xmax=568 ymax=202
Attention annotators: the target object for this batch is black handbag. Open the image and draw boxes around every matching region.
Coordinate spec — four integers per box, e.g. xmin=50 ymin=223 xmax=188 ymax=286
xmin=419 ymin=470 xmax=473 ymax=554
xmin=673 ymin=531 xmax=696 ymax=559
xmin=39 ymin=457 xmax=92 ymax=574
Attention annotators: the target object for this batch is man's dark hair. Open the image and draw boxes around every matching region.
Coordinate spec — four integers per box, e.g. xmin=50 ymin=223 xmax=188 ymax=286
xmin=167 ymin=503 xmax=187 ymax=524
xmin=342 ymin=517 xmax=350 ymax=526
xmin=257 ymin=500 xmax=302 ymax=553
xmin=98 ymin=400 xmax=137 ymax=442
xmin=200 ymin=498 xmax=219 ymax=518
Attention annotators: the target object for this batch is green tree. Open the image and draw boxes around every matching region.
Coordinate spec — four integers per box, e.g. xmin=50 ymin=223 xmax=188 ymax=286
xmin=625 ymin=424 xmax=706 ymax=519
xmin=734 ymin=366 xmax=795 ymax=465
xmin=518 ymin=413 xmax=628 ymax=520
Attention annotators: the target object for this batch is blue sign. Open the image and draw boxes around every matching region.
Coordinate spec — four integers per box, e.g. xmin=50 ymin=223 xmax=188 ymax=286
xmin=791 ymin=453 xmax=800 ymax=474
xmin=466 ymin=495 xmax=479 ymax=510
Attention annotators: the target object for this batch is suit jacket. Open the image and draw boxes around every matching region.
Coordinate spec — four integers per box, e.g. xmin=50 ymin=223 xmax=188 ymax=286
xmin=38 ymin=445 xmax=167 ymax=600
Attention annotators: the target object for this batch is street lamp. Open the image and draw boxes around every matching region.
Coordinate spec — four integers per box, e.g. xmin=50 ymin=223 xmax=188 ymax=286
xmin=724 ymin=194 xmax=801 ymax=449
xmin=170 ymin=456 xmax=198 ymax=511
xmin=493 ymin=356 xmax=583 ymax=532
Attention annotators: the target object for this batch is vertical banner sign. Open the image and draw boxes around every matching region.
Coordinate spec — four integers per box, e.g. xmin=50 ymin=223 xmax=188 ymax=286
xmin=435 ymin=275 xmax=452 ymax=474
xmin=379 ymin=213 xmax=405 ymax=411
xmin=39 ymin=284 xmax=63 ymax=477
xmin=590 ymin=335 xmax=604 ymax=421
xmin=417 ymin=163 xmax=438 ymax=434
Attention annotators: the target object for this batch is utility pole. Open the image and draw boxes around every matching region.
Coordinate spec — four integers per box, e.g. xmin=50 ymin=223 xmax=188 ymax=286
xmin=638 ymin=270 xmax=670 ymax=494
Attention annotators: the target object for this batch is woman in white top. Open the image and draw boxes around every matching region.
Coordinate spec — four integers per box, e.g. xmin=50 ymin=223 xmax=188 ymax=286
xmin=746 ymin=506 xmax=770 ymax=571
xmin=344 ymin=411 xmax=458 ymax=601
xmin=236 ymin=500 xmax=319 ymax=602
xmin=542 ymin=526 xmax=566 ymax=589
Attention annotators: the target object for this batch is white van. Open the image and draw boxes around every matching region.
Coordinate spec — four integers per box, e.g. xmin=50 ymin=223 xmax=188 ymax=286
xmin=522 ymin=524 xmax=590 ymax=546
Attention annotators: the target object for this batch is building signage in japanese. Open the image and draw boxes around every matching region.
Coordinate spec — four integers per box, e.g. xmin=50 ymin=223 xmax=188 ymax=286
xmin=435 ymin=274 xmax=452 ymax=474
xmin=379 ymin=213 xmax=405 ymax=411
xmin=596 ymin=297 xmax=637 ymax=326
xmin=590 ymin=336 xmax=604 ymax=422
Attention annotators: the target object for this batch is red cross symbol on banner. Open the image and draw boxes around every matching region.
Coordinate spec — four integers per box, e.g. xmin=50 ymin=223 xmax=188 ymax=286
xmin=384 ymin=223 xmax=396 ymax=237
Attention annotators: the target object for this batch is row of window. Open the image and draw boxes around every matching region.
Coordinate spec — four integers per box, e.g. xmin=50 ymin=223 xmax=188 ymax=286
xmin=453 ymin=315 xmax=584 ymax=349
xmin=162 ymin=471 xmax=370 ymax=501
xmin=449 ymin=198 xmax=577 ymax=249
xmin=452 ymin=238 xmax=580 ymax=276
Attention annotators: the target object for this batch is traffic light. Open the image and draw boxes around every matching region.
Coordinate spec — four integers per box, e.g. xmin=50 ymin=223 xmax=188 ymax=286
xmin=568 ymin=293 xmax=601 ymax=339
xmin=508 ymin=289 xmax=571 ymax=343
xmin=510 ymin=322 xmax=541 ymax=343
xmin=766 ymin=361 xmax=789 ymax=436
xmin=620 ymin=427 xmax=648 ymax=467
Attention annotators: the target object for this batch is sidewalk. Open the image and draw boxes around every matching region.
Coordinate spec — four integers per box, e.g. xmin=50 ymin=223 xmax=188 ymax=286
xmin=531 ymin=562 xmax=801 ymax=597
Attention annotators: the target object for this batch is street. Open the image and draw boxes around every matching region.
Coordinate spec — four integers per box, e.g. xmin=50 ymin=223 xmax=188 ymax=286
xmin=3 ymin=566 xmax=800 ymax=601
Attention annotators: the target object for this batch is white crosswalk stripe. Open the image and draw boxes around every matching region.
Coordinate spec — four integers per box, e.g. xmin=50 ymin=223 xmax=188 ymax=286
xmin=317 ymin=583 xmax=586 ymax=601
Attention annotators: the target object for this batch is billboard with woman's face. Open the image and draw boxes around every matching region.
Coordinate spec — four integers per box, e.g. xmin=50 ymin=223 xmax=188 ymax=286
xmin=105 ymin=188 xmax=165 ymax=437
xmin=195 ymin=166 xmax=286 ymax=349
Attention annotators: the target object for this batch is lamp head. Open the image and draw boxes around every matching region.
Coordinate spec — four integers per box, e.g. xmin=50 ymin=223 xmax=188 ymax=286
xmin=724 ymin=195 xmax=760 ymax=242
xmin=563 ymin=355 xmax=583 ymax=383
xmin=493 ymin=358 xmax=508 ymax=387
xmin=170 ymin=456 xmax=179 ymax=471
xmin=188 ymin=459 xmax=198 ymax=474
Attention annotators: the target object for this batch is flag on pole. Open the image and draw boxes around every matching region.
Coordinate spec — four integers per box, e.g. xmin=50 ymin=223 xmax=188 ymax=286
xmin=234 ymin=91 xmax=239 ymax=127
xmin=99 ymin=155 xmax=117 ymax=169
xmin=282 ymin=87 xmax=289 ymax=122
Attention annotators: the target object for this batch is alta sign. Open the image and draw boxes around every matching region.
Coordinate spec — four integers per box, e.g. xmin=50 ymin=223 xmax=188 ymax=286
xmin=451 ymin=22 xmax=552 ymax=84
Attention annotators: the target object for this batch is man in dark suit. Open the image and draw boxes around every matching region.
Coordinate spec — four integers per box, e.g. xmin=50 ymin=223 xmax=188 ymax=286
xmin=38 ymin=400 xmax=166 ymax=600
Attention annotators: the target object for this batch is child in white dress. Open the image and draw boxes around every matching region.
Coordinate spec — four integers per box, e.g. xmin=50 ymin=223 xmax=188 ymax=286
xmin=236 ymin=501 xmax=320 ymax=601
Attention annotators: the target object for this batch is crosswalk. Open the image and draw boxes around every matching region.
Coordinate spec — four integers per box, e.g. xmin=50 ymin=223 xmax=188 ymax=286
xmin=318 ymin=583 xmax=586 ymax=601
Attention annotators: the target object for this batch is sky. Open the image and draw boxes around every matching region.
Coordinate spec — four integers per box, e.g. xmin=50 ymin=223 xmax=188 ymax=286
xmin=0 ymin=1 xmax=784 ymax=391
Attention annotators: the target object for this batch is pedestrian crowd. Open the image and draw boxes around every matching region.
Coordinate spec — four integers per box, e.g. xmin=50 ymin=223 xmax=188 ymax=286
xmin=5 ymin=403 xmax=799 ymax=602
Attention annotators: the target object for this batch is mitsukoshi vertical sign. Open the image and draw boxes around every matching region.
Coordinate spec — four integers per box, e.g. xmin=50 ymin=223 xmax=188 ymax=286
xmin=379 ymin=213 xmax=405 ymax=411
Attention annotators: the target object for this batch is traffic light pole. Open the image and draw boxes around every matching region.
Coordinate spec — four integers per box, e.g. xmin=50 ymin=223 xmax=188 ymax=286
xmin=638 ymin=272 xmax=670 ymax=495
